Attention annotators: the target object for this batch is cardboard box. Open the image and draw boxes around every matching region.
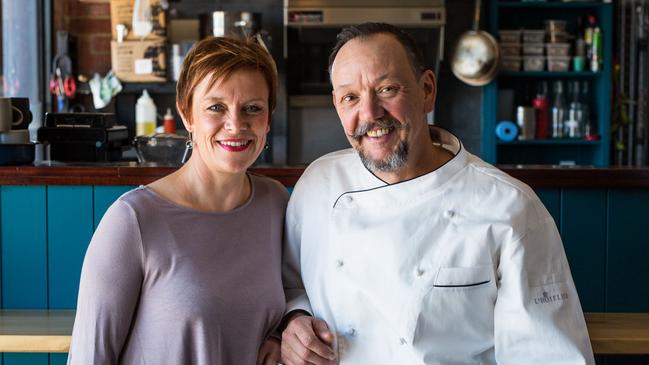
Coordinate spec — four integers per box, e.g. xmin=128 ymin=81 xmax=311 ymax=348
xmin=110 ymin=0 xmax=166 ymax=41
xmin=111 ymin=40 xmax=167 ymax=82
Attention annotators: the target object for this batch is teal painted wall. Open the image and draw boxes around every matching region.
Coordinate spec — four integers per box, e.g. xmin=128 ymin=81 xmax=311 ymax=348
xmin=0 ymin=185 xmax=134 ymax=365
xmin=0 ymin=184 xmax=648 ymax=364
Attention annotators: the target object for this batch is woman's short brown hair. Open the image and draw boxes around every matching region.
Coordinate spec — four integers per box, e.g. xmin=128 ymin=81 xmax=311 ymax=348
xmin=176 ymin=36 xmax=278 ymax=123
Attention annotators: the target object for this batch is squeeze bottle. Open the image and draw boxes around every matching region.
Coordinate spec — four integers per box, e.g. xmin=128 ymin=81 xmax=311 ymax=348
xmin=136 ymin=89 xmax=157 ymax=136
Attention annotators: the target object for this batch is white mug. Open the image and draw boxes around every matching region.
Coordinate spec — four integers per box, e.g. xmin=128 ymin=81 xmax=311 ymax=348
xmin=0 ymin=98 xmax=23 ymax=132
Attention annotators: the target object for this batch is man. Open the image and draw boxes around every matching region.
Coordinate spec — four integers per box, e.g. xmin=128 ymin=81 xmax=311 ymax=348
xmin=281 ymin=22 xmax=594 ymax=364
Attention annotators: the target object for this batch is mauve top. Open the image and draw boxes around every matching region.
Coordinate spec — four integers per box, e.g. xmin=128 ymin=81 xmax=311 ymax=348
xmin=67 ymin=174 xmax=288 ymax=365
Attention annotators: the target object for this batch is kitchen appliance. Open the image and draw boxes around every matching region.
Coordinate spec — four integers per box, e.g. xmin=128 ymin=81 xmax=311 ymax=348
xmin=37 ymin=113 xmax=130 ymax=162
xmin=200 ymin=11 xmax=262 ymax=39
xmin=283 ymin=0 xmax=445 ymax=165
xmin=0 ymin=144 xmax=35 ymax=165
xmin=134 ymin=133 xmax=188 ymax=166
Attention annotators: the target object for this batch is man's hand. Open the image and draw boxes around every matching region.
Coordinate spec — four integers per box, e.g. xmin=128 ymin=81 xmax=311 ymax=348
xmin=257 ymin=337 xmax=281 ymax=365
xmin=281 ymin=313 xmax=337 ymax=365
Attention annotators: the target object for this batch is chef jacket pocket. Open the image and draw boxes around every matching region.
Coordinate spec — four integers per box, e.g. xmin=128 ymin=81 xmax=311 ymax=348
xmin=412 ymin=265 xmax=496 ymax=357
xmin=434 ymin=265 xmax=493 ymax=290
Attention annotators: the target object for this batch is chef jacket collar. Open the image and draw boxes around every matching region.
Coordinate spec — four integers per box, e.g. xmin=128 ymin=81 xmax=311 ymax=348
xmin=334 ymin=126 xmax=468 ymax=209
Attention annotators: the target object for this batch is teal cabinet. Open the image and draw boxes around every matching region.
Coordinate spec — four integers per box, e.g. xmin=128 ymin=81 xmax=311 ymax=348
xmin=536 ymin=188 xmax=649 ymax=313
xmin=0 ymin=184 xmax=648 ymax=365
xmin=606 ymin=190 xmax=649 ymax=312
xmin=0 ymin=185 xmax=135 ymax=365
xmin=1 ymin=186 xmax=48 ymax=309
xmin=483 ymin=1 xmax=612 ymax=166
xmin=48 ymin=186 xmax=94 ymax=310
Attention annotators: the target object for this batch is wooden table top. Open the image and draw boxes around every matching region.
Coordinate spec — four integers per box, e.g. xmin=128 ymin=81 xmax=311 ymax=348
xmin=585 ymin=312 xmax=649 ymax=355
xmin=0 ymin=310 xmax=74 ymax=353
xmin=0 ymin=311 xmax=647 ymax=354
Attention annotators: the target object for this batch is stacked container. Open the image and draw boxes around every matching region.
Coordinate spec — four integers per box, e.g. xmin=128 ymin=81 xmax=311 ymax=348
xmin=499 ymin=30 xmax=522 ymax=71
xmin=545 ymin=20 xmax=571 ymax=72
xmin=522 ymin=29 xmax=545 ymax=71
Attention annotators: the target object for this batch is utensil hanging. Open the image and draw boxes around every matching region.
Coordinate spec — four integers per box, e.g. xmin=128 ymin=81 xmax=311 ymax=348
xmin=451 ymin=0 xmax=500 ymax=86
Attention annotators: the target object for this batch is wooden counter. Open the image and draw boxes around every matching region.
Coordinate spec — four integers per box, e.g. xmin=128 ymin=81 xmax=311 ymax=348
xmin=0 ymin=311 xmax=646 ymax=354
xmin=1 ymin=163 xmax=649 ymax=188
xmin=585 ymin=313 xmax=649 ymax=355
xmin=0 ymin=310 xmax=74 ymax=353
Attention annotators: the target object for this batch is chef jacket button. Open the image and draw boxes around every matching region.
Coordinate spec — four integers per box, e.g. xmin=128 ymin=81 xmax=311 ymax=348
xmin=416 ymin=268 xmax=425 ymax=277
xmin=348 ymin=328 xmax=356 ymax=336
xmin=336 ymin=259 xmax=344 ymax=268
xmin=399 ymin=337 xmax=407 ymax=345
xmin=345 ymin=195 xmax=353 ymax=203
xmin=445 ymin=210 xmax=456 ymax=218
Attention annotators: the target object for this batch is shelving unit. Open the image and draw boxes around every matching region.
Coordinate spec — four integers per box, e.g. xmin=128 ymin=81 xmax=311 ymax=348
xmin=482 ymin=1 xmax=613 ymax=166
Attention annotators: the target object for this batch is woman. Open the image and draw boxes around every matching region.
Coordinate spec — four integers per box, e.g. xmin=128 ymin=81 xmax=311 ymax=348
xmin=68 ymin=37 xmax=286 ymax=365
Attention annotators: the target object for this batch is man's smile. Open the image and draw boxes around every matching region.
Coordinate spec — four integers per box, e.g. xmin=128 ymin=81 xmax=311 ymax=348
xmin=366 ymin=127 xmax=392 ymax=138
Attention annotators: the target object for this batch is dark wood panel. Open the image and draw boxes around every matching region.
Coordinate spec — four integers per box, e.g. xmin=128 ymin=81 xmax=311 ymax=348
xmin=1 ymin=164 xmax=649 ymax=188
xmin=0 ymin=165 xmax=304 ymax=187
xmin=561 ymin=189 xmax=607 ymax=312
xmin=504 ymin=166 xmax=649 ymax=188
xmin=606 ymin=190 xmax=649 ymax=312
xmin=536 ymin=189 xmax=561 ymax=230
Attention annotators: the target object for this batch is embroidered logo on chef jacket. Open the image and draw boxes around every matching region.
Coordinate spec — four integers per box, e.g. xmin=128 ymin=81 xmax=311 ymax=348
xmin=533 ymin=290 xmax=568 ymax=305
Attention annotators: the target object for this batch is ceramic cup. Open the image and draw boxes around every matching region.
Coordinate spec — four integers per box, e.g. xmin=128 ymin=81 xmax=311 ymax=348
xmin=0 ymin=98 xmax=23 ymax=132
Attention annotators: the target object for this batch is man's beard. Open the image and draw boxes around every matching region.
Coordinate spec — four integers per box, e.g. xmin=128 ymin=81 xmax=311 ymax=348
xmin=359 ymin=140 xmax=408 ymax=172
xmin=351 ymin=118 xmax=409 ymax=173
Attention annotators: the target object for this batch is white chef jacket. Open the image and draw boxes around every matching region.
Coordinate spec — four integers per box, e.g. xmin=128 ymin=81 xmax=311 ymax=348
xmin=283 ymin=127 xmax=594 ymax=364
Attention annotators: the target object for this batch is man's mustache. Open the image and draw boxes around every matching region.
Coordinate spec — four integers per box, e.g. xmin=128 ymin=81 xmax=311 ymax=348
xmin=349 ymin=118 xmax=402 ymax=139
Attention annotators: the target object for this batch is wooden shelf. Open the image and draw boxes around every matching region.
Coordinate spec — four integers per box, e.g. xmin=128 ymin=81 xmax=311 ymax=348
xmin=498 ymin=1 xmax=609 ymax=9
xmin=121 ymin=82 xmax=176 ymax=94
xmin=0 ymin=311 xmax=646 ymax=355
xmin=499 ymin=71 xmax=600 ymax=78
xmin=0 ymin=310 xmax=75 ymax=353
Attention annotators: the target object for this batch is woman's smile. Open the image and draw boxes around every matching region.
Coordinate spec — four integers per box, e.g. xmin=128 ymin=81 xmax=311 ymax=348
xmin=217 ymin=138 xmax=253 ymax=152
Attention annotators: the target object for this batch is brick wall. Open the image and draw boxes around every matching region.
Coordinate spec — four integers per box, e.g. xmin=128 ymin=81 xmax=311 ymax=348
xmin=54 ymin=0 xmax=112 ymax=76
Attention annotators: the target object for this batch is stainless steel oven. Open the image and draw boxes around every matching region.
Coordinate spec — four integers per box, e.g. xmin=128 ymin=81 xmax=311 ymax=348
xmin=281 ymin=0 xmax=445 ymax=165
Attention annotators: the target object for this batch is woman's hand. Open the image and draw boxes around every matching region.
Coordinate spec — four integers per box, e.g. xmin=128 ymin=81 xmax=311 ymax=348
xmin=257 ymin=337 xmax=282 ymax=365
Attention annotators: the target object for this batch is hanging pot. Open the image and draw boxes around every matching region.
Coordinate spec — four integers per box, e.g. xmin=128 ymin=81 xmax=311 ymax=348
xmin=451 ymin=0 xmax=500 ymax=86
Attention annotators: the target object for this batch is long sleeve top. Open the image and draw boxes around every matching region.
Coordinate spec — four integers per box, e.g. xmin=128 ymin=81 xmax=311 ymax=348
xmin=68 ymin=174 xmax=287 ymax=365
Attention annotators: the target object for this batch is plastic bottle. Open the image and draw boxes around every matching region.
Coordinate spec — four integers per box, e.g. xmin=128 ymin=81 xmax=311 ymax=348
xmin=163 ymin=107 xmax=176 ymax=134
xmin=136 ymin=89 xmax=157 ymax=136
xmin=591 ymin=27 xmax=602 ymax=72
xmin=551 ymin=81 xmax=566 ymax=139
xmin=132 ymin=0 xmax=153 ymax=38
xmin=532 ymin=81 xmax=550 ymax=139
xmin=584 ymin=16 xmax=597 ymax=70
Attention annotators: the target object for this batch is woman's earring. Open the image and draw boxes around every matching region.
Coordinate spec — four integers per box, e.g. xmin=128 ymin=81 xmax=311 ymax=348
xmin=181 ymin=131 xmax=193 ymax=163
xmin=185 ymin=131 xmax=193 ymax=149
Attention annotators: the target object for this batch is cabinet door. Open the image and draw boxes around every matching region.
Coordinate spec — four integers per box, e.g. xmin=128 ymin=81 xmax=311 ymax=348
xmin=48 ymin=186 xmax=94 ymax=310
xmin=0 ymin=186 xmax=48 ymax=365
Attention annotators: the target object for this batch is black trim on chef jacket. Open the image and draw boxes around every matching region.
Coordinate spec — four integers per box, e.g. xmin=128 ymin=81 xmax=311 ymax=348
xmin=332 ymin=125 xmax=463 ymax=209
xmin=434 ymin=280 xmax=491 ymax=288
